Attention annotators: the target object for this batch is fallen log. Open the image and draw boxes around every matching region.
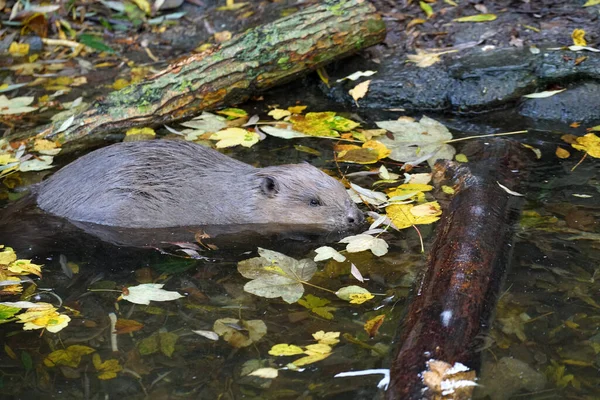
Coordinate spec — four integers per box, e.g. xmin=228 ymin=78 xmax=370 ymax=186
xmin=8 ymin=0 xmax=385 ymax=149
xmin=386 ymin=139 xmax=533 ymax=400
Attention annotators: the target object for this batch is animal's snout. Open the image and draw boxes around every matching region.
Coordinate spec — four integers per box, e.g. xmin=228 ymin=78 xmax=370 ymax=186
xmin=347 ymin=208 xmax=366 ymax=226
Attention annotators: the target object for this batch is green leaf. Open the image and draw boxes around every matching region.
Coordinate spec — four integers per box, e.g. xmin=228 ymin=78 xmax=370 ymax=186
xmin=420 ymin=1 xmax=433 ymax=18
xmin=298 ymin=294 xmax=336 ymax=320
xmin=158 ymin=332 xmax=179 ymax=357
xmin=138 ymin=333 xmax=159 ymax=355
xmin=78 ymin=34 xmax=115 ymax=53
xmin=21 ymin=351 xmax=33 ymax=371
xmin=0 ymin=304 xmax=21 ymax=321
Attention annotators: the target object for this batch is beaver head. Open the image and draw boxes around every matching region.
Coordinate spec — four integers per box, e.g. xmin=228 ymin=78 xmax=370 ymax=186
xmin=252 ymin=163 xmax=365 ymax=231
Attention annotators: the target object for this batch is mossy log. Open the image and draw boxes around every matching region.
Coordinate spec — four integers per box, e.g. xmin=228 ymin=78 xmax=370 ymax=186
xmin=386 ymin=139 xmax=533 ymax=399
xmin=9 ymin=0 xmax=385 ymax=149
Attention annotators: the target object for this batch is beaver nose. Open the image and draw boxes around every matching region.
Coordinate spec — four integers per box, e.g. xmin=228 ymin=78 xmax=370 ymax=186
xmin=347 ymin=209 xmax=365 ymax=226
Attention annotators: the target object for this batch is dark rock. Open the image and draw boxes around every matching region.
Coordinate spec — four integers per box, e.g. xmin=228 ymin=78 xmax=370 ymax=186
xmin=340 ymin=47 xmax=600 ymax=120
xmin=519 ymin=81 xmax=600 ymax=122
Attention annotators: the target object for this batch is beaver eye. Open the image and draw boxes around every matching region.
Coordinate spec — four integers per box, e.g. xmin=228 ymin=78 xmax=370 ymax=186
xmin=309 ymin=198 xmax=322 ymax=207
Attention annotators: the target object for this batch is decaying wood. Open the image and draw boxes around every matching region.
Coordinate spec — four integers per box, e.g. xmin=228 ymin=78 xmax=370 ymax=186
xmin=386 ymin=139 xmax=533 ymax=400
xmin=9 ymin=0 xmax=385 ymax=149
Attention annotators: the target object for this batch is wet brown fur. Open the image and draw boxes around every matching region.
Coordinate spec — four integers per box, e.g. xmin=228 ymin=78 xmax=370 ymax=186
xmin=36 ymin=140 xmax=364 ymax=230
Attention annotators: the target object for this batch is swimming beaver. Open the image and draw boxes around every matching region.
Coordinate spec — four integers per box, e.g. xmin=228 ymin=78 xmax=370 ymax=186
xmin=35 ymin=140 xmax=365 ymax=231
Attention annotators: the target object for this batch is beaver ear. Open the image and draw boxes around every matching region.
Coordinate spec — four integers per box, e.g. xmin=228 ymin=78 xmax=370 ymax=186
xmin=260 ymin=176 xmax=279 ymax=198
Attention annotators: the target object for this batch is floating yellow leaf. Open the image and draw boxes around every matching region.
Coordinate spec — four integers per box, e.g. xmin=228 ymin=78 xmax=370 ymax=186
xmin=290 ymin=112 xmax=359 ymax=137
xmin=336 ymin=285 xmax=373 ymax=304
xmin=572 ymin=29 xmax=587 ymax=46
xmin=268 ymin=108 xmax=291 ymax=120
xmin=304 ymin=343 xmax=332 ymax=355
xmin=0 ymin=277 xmax=23 ymax=295
xmin=93 ymin=353 xmax=123 ymax=380
xmin=349 ymin=292 xmax=375 ymax=304
xmin=387 ymin=201 xmax=442 ymax=229
xmin=400 ymin=183 xmax=434 ymax=192
xmin=454 ymin=14 xmax=497 ymax=22
xmin=0 ymin=246 xmax=17 ymax=265
xmin=292 ymin=352 xmax=331 ymax=367
xmin=210 ymin=127 xmax=260 ymax=148
xmin=555 ymin=147 xmax=570 ymax=159
xmin=335 ymin=140 xmax=390 ymax=164
xmin=298 ymin=294 xmax=336 ymax=320
xmin=287 ymin=105 xmax=307 ymax=114
xmin=349 ymin=80 xmax=371 ymax=105
xmin=387 ymin=184 xmax=428 ymax=203
xmin=269 ymin=343 xmax=304 ymax=356
xmin=364 ymin=314 xmax=385 ymax=338
xmin=292 ymin=343 xmax=333 ymax=367
xmin=572 ymin=133 xmax=600 ymax=158
xmin=44 ymin=345 xmax=95 ymax=368
xmin=312 ymin=331 xmax=340 ymax=346
xmin=411 ymin=202 xmax=443 ymax=218
xmin=8 ymin=260 xmax=42 ymax=277
xmin=584 ymin=0 xmax=600 ymax=5
xmin=17 ymin=303 xmax=71 ymax=333
xmin=0 ymin=154 xmax=18 ymax=167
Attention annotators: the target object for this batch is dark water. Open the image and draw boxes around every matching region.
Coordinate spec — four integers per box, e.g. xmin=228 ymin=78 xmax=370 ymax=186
xmin=0 ymin=111 xmax=598 ymax=399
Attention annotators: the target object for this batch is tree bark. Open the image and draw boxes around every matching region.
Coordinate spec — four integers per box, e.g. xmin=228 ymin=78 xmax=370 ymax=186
xmin=10 ymin=0 xmax=385 ymax=149
xmin=386 ymin=139 xmax=533 ymax=400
